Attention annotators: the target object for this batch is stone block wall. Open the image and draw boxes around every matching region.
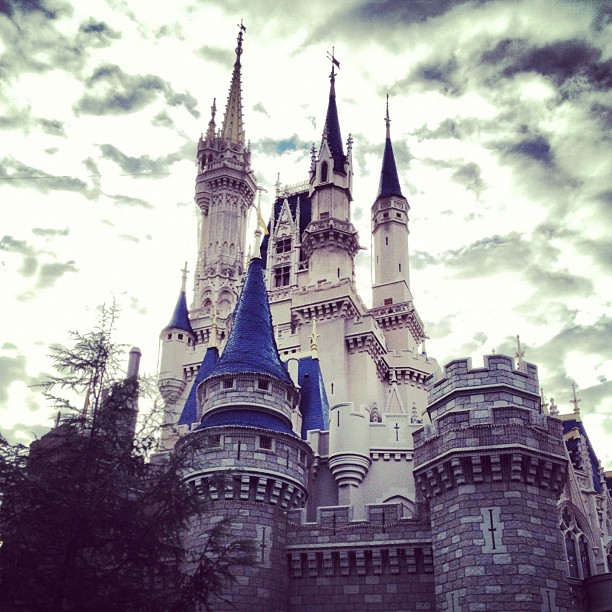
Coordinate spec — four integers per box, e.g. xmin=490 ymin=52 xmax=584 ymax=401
xmin=286 ymin=503 xmax=435 ymax=611
xmin=414 ymin=354 xmax=574 ymax=611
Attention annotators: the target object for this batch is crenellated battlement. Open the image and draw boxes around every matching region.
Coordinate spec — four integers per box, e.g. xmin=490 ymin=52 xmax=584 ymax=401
xmin=427 ymin=354 xmax=540 ymax=421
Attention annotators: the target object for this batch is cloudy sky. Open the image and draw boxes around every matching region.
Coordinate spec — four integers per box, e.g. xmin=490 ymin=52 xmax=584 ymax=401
xmin=1 ymin=0 xmax=610 ymax=467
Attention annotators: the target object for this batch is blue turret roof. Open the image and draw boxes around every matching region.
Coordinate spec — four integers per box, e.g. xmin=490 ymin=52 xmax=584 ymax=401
xmin=177 ymin=346 xmax=219 ymax=427
xmin=298 ymin=356 xmax=329 ymax=439
xmin=377 ymin=137 xmax=403 ymax=198
xmin=206 ymin=257 xmax=292 ymax=384
xmin=163 ymin=290 xmax=195 ymax=336
xmin=323 ymin=78 xmax=346 ymax=173
xmin=197 ymin=409 xmax=296 ymax=436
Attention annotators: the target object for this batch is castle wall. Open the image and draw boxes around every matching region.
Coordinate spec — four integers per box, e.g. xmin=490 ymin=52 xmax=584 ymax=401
xmin=287 ymin=504 xmax=435 ymax=612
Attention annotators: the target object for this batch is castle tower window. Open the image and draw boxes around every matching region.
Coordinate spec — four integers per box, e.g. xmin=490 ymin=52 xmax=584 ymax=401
xmin=259 ymin=435 xmax=273 ymax=450
xmin=167 ymin=333 xmax=172 ymax=340
xmin=275 ymin=237 xmax=292 ymax=253
xmin=178 ymin=333 xmax=184 ymax=340
xmin=384 ymin=298 xmax=393 ymax=306
xmin=274 ymin=265 xmax=290 ymax=287
xmin=560 ymin=506 xmax=592 ymax=579
xmin=257 ymin=379 xmax=269 ymax=391
xmin=223 ymin=377 xmax=234 ymax=389
xmin=321 ymin=161 xmax=328 ymax=182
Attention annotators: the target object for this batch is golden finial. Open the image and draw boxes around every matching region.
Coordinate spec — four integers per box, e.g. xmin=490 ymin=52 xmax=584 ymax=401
xmin=549 ymin=397 xmax=559 ymax=416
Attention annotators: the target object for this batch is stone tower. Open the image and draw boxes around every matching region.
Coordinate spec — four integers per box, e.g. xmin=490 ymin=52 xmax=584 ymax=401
xmin=413 ymin=355 xmax=572 ymax=611
xmin=193 ymin=25 xmax=256 ymax=319
xmin=177 ymin=253 xmax=312 ymax=610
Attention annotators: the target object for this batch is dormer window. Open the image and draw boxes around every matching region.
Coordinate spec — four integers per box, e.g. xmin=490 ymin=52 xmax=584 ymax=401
xmin=320 ymin=161 xmax=328 ymax=183
xmin=275 ymin=237 xmax=292 ymax=254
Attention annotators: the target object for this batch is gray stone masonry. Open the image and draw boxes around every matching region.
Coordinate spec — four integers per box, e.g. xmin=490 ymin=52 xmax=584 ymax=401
xmin=414 ymin=354 xmax=574 ymax=611
xmin=286 ymin=502 xmax=435 ymax=611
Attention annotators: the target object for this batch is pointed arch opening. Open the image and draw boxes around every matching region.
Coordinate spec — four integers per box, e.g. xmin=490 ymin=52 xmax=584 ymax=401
xmin=320 ymin=161 xmax=328 ymax=183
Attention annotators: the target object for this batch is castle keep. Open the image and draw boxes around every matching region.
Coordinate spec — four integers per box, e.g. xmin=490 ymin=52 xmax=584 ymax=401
xmin=156 ymin=27 xmax=612 ymax=611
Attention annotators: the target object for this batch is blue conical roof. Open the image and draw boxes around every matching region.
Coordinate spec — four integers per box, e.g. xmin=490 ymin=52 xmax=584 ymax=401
xmin=207 ymin=257 xmax=292 ymax=384
xmin=298 ymin=356 xmax=329 ymax=439
xmin=178 ymin=346 xmax=219 ymax=427
xmin=323 ymin=79 xmax=346 ymax=173
xmin=163 ymin=291 xmax=194 ymax=336
xmin=377 ymin=137 xmax=403 ymax=198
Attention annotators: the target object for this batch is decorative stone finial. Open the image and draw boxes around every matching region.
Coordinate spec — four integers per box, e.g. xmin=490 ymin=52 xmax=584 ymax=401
xmin=549 ymin=397 xmax=559 ymax=416
xmin=540 ymin=386 xmax=549 ymax=414
xmin=209 ymin=305 xmax=219 ymax=348
xmin=180 ymin=261 xmax=189 ymax=292
xmin=570 ymin=382 xmax=581 ymax=415
xmin=309 ymin=318 xmax=320 ymax=359
xmin=515 ymin=334 xmax=525 ymax=366
xmin=385 ymin=93 xmax=391 ymax=139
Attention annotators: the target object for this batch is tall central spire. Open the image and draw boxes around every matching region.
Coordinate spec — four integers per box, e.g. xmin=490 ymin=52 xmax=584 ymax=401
xmin=377 ymin=95 xmax=403 ymax=198
xmin=323 ymin=48 xmax=345 ymax=173
xmin=220 ymin=22 xmax=246 ymax=146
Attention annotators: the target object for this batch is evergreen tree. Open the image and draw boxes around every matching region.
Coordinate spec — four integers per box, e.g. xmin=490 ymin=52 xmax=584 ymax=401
xmin=0 ymin=304 xmax=254 ymax=611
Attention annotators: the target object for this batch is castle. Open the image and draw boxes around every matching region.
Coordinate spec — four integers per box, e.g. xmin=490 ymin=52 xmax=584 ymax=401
xmin=155 ymin=27 xmax=612 ymax=611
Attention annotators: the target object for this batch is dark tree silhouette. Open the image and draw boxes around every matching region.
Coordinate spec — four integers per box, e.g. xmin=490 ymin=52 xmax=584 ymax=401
xmin=0 ymin=304 xmax=254 ymax=611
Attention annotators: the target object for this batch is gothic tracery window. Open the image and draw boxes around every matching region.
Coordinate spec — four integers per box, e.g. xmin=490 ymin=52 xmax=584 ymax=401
xmin=560 ymin=506 xmax=593 ymax=580
xmin=275 ymin=237 xmax=291 ymax=254
xmin=274 ymin=265 xmax=290 ymax=288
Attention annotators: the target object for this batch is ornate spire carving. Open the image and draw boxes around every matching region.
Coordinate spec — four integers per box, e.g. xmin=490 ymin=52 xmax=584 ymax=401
xmin=220 ymin=22 xmax=246 ymax=146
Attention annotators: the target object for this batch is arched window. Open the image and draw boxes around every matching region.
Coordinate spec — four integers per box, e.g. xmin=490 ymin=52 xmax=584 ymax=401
xmin=321 ymin=161 xmax=328 ymax=183
xmin=560 ymin=506 xmax=592 ymax=579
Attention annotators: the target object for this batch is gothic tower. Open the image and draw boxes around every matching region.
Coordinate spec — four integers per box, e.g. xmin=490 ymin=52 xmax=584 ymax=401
xmin=303 ymin=60 xmax=359 ymax=284
xmin=178 ymin=251 xmax=312 ymax=610
xmin=193 ymin=25 xmax=256 ymax=320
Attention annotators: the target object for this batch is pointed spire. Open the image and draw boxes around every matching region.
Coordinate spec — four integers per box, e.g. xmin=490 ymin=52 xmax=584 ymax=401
xmin=206 ymin=98 xmax=216 ymax=140
xmin=322 ymin=47 xmax=345 ymax=172
xmin=570 ymin=382 xmax=582 ymax=415
xmin=207 ymin=256 xmax=291 ymax=383
xmin=220 ymin=22 xmax=246 ymax=146
xmin=163 ymin=265 xmax=195 ymax=336
xmin=377 ymin=95 xmax=403 ymax=198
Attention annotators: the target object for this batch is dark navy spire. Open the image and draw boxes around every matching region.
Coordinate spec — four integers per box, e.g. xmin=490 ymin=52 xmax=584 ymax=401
xmin=163 ymin=263 xmax=194 ymax=336
xmin=377 ymin=96 xmax=403 ymax=198
xmin=322 ymin=52 xmax=346 ymax=173
xmin=207 ymin=257 xmax=292 ymax=384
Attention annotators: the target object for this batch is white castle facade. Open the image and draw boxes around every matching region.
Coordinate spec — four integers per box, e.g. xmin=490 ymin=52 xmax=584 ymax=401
xmin=155 ymin=28 xmax=612 ymax=611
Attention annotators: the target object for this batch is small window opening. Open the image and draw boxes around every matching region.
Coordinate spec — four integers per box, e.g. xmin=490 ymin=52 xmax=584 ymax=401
xmin=331 ymin=382 xmax=334 ymax=395
xmin=299 ymin=449 xmax=307 ymax=465
xmin=384 ymin=298 xmax=393 ymax=306
xmin=223 ymin=378 xmax=233 ymax=389
xmin=337 ymin=267 xmax=340 ymax=278
xmin=385 ymin=236 xmax=389 ymax=245
xmin=383 ymin=212 xmax=389 ymax=219
xmin=178 ymin=333 xmax=183 ymax=340
xmin=167 ymin=333 xmax=172 ymax=340
xmin=399 ymin=263 xmax=402 ymax=272
xmin=321 ymin=161 xmax=328 ymax=182
xmin=274 ymin=265 xmax=291 ymax=288
xmin=259 ymin=435 xmax=273 ymax=450
xmin=275 ymin=237 xmax=291 ymax=254
xmin=257 ymin=379 xmax=269 ymax=391
xmin=320 ymin=211 xmax=329 ymax=219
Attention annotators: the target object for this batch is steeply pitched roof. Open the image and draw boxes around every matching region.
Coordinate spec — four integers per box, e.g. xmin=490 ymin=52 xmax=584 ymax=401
xmin=163 ymin=291 xmax=194 ymax=336
xmin=260 ymin=190 xmax=312 ymax=266
xmin=206 ymin=257 xmax=292 ymax=384
xmin=178 ymin=346 xmax=219 ymax=427
xmin=377 ymin=136 xmax=403 ymax=198
xmin=220 ymin=28 xmax=245 ymax=146
xmin=298 ymin=356 xmax=329 ymax=439
xmin=323 ymin=77 xmax=346 ymax=173
xmin=562 ymin=418 xmax=603 ymax=494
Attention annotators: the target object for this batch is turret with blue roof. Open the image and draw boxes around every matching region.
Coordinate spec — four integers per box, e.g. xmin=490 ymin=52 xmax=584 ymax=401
xmin=158 ymin=263 xmax=196 ymax=408
xmin=378 ymin=95 xmax=403 ymax=199
xmin=195 ymin=234 xmax=299 ymax=436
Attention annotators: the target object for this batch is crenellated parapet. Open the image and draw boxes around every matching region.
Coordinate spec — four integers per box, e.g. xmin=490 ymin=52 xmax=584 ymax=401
xmin=414 ymin=354 xmax=572 ymax=611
